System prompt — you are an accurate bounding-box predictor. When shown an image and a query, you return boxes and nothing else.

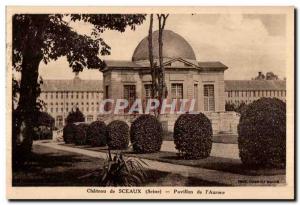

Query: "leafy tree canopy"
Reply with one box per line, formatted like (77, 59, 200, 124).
(12, 14, 146, 162)
(36, 111, 55, 127)
(13, 14, 146, 72)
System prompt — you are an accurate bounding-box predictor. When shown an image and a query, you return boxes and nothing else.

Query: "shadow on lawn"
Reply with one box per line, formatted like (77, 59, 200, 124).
(159, 155, 285, 176)
(13, 145, 225, 187)
(69, 144, 286, 177)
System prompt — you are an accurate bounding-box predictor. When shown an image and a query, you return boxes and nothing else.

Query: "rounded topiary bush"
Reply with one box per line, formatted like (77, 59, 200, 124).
(130, 115, 163, 153)
(63, 123, 76, 144)
(86, 121, 107, 147)
(73, 123, 89, 145)
(173, 113, 213, 159)
(238, 98, 286, 168)
(107, 120, 129, 150)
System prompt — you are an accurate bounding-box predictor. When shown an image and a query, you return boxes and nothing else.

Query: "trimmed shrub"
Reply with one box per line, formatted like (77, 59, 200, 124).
(66, 108, 85, 124)
(130, 114, 163, 153)
(73, 123, 89, 145)
(63, 123, 76, 144)
(86, 121, 107, 147)
(107, 120, 129, 150)
(173, 113, 213, 159)
(238, 98, 286, 168)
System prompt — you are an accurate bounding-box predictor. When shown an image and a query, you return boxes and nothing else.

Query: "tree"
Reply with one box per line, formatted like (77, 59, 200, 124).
(66, 108, 85, 125)
(147, 14, 169, 116)
(12, 77, 19, 111)
(12, 14, 146, 161)
(36, 111, 55, 127)
(253, 71, 279, 80)
(225, 102, 247, 114)
(225, 102, 236, 112)
(157, 14, 169, 101)
(266, 72, 279, 80)
(148, 14, 157, 99)
(253, 72, 265, 80)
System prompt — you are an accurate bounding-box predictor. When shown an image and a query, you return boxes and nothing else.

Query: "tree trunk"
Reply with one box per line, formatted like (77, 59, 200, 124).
(13, 44, 43, 166)
(148, 14, 156, 99)
(157, 14, 169, 114)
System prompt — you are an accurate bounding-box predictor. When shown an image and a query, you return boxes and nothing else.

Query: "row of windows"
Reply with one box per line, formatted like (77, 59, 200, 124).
(227, 90, 286, 98)
(105, 83, 216, 112)
(43, 91, 101, 100)
(46, 102, 99, 106)
(46, 106, 100, 113)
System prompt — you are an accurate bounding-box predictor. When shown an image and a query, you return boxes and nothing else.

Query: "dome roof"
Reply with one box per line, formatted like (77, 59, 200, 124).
(132, 30, 196, 62)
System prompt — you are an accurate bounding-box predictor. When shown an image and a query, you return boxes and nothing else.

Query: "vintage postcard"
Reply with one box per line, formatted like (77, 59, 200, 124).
(6, 6, 294, 200)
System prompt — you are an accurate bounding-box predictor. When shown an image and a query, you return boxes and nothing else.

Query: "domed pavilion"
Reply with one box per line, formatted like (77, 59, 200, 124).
(101, 30, 235, 134)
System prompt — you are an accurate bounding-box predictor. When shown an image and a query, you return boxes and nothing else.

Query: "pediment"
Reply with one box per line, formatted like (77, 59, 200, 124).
(162, 58, 199, 68)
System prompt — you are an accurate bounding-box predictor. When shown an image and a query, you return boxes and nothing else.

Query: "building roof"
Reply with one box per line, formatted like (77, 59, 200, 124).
(104, 60, 227, 72)
(40, 77, 103, 92)
(132, 30, 197, 62)
(105, 60, 141, 68)
(225, 80, 286, 91)
(198, 62, 228, 71)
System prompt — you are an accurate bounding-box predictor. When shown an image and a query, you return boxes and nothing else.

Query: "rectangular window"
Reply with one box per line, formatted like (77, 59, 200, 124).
(171, 83, 183, 99)
(124, 85, 136, 112)
(194, 84, 198, 111)
(204, 84, 215, 112)
(144, 84, 152, 100)
(171, 83, 183, 111)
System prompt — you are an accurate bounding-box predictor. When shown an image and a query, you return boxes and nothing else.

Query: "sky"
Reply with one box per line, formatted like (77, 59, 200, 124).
(33, 13, 287, 80)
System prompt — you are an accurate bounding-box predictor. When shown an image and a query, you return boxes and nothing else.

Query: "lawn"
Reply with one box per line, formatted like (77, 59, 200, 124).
(12, 144, 224, 187)
(64, 144, 285, 177)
